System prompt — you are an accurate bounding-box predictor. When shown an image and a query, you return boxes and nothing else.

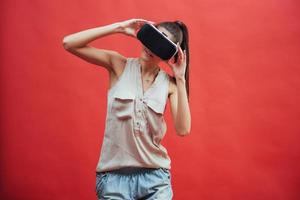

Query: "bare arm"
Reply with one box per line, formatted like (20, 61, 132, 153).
(62, 19, 150, 74)
(168, 44, 191, 137)
(169, 77, 191, 137)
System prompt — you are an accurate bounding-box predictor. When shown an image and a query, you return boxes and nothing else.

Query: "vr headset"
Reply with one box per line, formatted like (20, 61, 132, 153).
(137, 23, 178, 60)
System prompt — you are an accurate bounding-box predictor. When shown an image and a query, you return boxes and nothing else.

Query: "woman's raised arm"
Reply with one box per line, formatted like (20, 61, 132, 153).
(62, 19, 151, 74)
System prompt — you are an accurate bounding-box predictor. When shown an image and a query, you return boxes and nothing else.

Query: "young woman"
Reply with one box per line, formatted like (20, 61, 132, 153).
(63, 18, 191, 200)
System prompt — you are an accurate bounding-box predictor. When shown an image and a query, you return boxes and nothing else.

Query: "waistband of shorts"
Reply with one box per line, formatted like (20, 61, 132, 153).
(97, 167, 164, 175)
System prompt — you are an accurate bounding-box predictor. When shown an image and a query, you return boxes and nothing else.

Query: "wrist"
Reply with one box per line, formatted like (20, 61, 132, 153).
(175, 76, 186, 83)
(112, 22, 124, 33)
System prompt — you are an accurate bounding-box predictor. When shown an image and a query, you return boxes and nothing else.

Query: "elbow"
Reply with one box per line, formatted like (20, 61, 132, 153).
(62, 36, 77, 51)
(176, 127, 191, 137)
(62, 36, 71, 50)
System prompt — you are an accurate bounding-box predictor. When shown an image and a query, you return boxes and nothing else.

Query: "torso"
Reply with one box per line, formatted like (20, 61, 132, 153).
(96, 57, 172, 172)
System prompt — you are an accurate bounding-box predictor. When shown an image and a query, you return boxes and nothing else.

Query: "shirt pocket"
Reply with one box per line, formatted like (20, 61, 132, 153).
(112, 90, 135, 120)
(145, 98, 165, 115)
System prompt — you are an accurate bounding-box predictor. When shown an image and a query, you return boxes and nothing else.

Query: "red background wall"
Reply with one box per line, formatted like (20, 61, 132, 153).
(1, 0, 300, 199)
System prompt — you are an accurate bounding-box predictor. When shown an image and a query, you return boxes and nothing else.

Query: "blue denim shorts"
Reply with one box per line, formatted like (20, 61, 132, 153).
(95, 167, 173, 200)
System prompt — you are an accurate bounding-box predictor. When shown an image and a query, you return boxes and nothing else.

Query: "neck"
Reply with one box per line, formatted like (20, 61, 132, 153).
(138, 57, 160, 76)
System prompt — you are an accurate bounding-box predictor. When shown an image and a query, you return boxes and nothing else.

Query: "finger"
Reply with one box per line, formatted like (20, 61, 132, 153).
(172, 56, 177, 64)
(180, 50, 185, 62)
(177, 43, 183, 61)
(133, 19, 144, 27)
(138, 20, 150, 28)
(148, 20, 156, 25)
(165, 58, 172, 64)
(136, 22, 146, 30)
(136, 18, 148, 23)
(177, 42, 183, 56)
(164, 58, 173, 67)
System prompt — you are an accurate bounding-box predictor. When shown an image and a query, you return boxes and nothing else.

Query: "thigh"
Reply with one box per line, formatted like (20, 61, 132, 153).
(95, 171, 132, 200)
(138, 168, 173, 200)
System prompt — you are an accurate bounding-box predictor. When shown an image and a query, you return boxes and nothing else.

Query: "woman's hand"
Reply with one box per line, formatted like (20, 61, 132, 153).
(118, 18, 155, 38)
(165, 43, 187, 79)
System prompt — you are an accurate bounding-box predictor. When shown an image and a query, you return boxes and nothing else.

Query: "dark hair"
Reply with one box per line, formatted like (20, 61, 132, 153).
(155, 21, 190, 102)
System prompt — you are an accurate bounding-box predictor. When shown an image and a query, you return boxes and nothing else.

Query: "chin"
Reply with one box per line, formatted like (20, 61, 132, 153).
(143, 53, 161, 63)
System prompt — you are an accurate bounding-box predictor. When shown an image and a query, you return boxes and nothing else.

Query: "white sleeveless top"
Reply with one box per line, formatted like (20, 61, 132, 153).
(95, 57, 171, 172)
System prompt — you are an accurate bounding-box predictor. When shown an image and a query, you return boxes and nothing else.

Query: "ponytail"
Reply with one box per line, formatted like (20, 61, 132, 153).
(174, 20, 190, 102)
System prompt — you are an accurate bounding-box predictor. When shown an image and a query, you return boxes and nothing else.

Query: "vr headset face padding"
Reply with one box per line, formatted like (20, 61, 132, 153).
(137, 23, 178, 60)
